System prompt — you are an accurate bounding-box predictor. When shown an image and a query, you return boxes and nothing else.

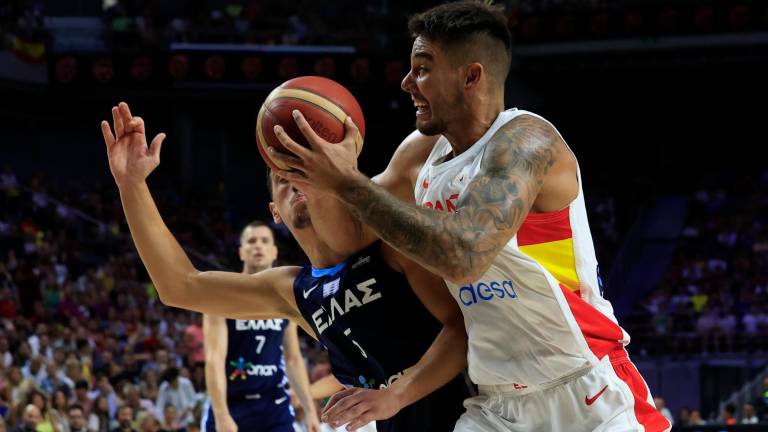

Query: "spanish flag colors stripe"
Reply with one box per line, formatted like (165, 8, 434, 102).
(518, 206, 580, 292)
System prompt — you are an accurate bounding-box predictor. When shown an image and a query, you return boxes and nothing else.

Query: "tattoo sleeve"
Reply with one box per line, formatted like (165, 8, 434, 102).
(338, 114, 560, 284)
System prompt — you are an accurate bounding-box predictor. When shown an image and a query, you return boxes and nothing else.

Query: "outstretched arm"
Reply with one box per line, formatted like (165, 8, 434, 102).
(272, 112, 560, 285)
(282, 322, 321, 432)
(102, 102, 302, 322)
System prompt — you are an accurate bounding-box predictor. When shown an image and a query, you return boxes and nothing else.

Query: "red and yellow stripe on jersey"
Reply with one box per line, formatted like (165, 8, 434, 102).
(517, 207, 580, 294)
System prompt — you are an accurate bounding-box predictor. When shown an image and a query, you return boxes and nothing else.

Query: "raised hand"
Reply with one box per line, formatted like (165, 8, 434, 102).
(101, 102, 166, 188)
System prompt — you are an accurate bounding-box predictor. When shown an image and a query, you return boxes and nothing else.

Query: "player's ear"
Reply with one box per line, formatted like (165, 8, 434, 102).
(464, 62, 483, 88)
(269, 202, 282, 224)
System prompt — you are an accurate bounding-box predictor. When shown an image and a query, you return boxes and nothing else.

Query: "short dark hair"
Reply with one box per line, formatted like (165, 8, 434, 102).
(240, 219, 271, 244)
(161, 367, 179, 383)
(408, 1, 511, 82)
(68, 404, 84, 414)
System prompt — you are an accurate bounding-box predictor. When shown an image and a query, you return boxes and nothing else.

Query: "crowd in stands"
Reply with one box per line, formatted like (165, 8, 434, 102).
(5, 0, 768, 61)
(0, 167, 333, 431)
(625, 171, 768, 357)
(666, 376, 768, 427)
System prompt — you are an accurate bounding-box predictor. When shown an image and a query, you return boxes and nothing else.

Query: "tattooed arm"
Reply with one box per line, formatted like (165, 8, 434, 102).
(273, 113, 563, 285)
(338, 115, 560, 284)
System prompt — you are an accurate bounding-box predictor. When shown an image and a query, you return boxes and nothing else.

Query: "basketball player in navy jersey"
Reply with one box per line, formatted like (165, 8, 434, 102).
(101, 102, 469, 432)
(202, 221, 321, 432)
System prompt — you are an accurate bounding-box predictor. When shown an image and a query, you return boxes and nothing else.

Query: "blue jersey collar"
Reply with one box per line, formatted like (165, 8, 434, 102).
(311, 261, 346, 277)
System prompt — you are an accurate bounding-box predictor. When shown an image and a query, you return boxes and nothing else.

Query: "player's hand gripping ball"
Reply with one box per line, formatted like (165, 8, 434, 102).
(256, 75, 366, 171)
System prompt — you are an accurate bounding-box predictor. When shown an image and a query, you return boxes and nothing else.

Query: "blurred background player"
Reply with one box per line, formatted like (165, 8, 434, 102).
(202, 220, 320, 432)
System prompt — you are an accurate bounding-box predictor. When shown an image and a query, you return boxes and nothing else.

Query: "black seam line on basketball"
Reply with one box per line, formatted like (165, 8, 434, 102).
(281, 91, 363, 153)
(270, 96, 352, 147)
(291, 85, 350, 121)
(282, 96, 345, 124)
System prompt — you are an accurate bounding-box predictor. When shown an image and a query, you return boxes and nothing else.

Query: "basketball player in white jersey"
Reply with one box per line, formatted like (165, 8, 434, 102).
(269, 1, 671, 431)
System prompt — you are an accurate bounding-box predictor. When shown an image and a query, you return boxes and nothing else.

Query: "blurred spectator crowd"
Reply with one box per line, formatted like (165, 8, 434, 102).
(0, 166, 331, 432)
(626, 172, 768, 356)
(4, 0, 768, 59)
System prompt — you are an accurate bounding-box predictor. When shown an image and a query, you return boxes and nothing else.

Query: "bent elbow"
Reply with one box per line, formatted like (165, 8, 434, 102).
(443, 265, 488, 287)
(154, 282, 177, 307)
(155, 270, 202, 309)
(439, 237, 490, 285)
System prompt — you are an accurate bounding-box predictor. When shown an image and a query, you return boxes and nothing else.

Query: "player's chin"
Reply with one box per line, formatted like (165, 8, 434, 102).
(416, 119, 443, 136)
(292, 205, 312, 229)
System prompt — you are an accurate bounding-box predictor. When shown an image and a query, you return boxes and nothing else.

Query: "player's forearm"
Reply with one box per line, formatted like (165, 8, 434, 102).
(205, 362, 230, 415)
(118, 182, 200, 307)
(310, 375, 345, 400)
(387, 318, 468, 409)
(337, 175, 493, 284)
(285, 357, 319, 419)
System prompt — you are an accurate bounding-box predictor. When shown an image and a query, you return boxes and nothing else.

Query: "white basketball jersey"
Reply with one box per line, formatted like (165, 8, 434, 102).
(415, 109, 630, 387)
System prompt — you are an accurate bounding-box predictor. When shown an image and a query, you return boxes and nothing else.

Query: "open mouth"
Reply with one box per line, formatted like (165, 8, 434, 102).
(290, 193, 307, 205)
(414, 100, 430, 118)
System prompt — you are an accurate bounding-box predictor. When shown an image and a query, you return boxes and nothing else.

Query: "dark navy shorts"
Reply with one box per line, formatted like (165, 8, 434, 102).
(202, 390, 296, 432)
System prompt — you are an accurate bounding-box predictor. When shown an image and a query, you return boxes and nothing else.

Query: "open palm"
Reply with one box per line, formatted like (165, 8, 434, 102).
(102, 102, 166, 187)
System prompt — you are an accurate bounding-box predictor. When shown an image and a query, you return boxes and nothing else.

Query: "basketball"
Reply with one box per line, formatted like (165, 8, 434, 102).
(256, 76, 366, 171)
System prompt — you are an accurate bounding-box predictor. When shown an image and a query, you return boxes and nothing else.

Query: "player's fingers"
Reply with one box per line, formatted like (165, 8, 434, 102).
(322, 388, 358, 416)
(344, 116, 362, 155)
(101, 121, 116, 148)
(111, 106, 124, 138)
(343, 116, 360, 138)
(275, 169, 310, 185)
(118, 102, 134, 131)
(291, 110, 324, 149)
(128, 116, 145, 134)
(268, 146, 304, 169)
(149, 133, 166, 159)
(327, 402, 367, 428)
(346, 413, 374, 432)
(323, 393, 363, 424)
(119, 101, 133, 120)
(125, 116, 140, 134)
(273, 125, 311, 159)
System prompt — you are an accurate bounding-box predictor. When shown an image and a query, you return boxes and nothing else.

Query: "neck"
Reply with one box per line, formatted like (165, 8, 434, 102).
(243, 264, 270, 275)
(443, 91, 504, 156)
(292, 227, 349, 269)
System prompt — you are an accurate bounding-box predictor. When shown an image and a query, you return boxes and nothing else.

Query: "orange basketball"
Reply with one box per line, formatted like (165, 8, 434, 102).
(256, 76, 366, 171)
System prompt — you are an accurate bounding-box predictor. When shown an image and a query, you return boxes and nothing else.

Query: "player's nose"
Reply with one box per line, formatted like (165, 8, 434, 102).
(401, 71, 414, 93)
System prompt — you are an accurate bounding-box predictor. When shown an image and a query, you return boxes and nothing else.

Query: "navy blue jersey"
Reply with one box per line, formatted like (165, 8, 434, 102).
(294, 241, 468, 432)
(224, 318, 288, 397)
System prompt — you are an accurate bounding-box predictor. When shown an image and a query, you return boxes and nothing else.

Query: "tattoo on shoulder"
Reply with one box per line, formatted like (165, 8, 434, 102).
(339, 114, 561, 281)
(462, 114, 560, 227)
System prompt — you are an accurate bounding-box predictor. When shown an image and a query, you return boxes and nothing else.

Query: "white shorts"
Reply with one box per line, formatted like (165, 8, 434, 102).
(454, 351, 671, 432)
(321, 421, 376, 432)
